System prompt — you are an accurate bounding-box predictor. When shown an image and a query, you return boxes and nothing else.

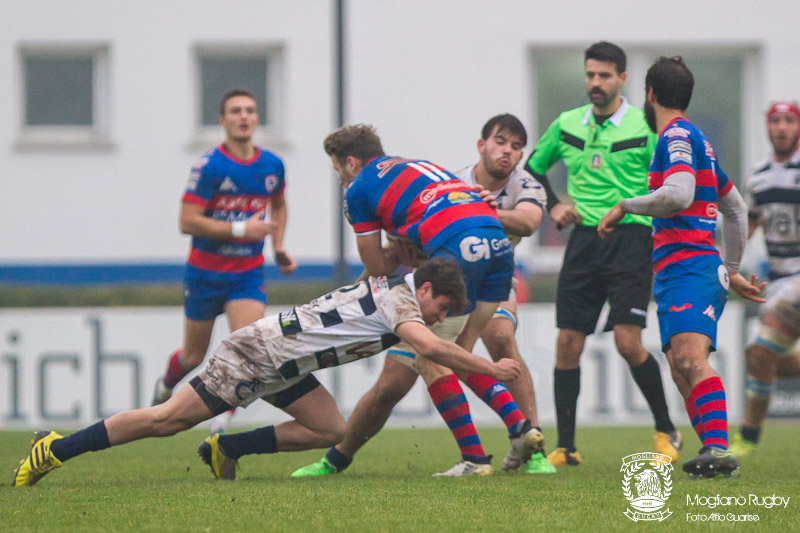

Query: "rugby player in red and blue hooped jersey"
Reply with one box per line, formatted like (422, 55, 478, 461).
(598, 57, 765, 479)
(323, 125, 531, 476)
(152, 89, 296, 435)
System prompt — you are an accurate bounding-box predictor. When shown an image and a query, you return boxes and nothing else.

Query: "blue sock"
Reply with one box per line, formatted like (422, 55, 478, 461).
(325, 446, 352, 471)
(50, 420, 110, 462)
(217, 426, 277, 460)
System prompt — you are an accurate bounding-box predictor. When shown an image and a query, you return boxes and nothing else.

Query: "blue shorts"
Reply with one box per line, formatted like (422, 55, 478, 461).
(654, 254, 729, 351)
(431, 226, 514, 314)
(183, 266, 266, 321)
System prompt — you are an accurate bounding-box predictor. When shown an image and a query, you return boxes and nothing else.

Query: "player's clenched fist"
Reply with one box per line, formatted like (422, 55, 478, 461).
(243, 209, 275, 240)
(490, 358, 521, 382)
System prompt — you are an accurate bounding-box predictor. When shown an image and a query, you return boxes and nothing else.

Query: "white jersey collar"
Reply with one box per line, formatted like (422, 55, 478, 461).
(582, 95, 629, 127)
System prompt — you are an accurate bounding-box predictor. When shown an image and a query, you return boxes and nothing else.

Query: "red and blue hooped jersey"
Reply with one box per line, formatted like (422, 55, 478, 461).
(649, 119, 733, 272)
(182, 144, 285, 273)
(344, 156, 502, 254)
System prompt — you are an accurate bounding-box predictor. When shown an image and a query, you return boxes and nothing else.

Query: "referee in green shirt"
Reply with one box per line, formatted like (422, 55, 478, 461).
(526, 42, 680, 466)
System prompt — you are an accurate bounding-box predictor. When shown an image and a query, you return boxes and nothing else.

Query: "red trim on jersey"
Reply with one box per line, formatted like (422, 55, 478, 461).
(187, 249, 264, 273)
(375, 167, 424, 234)
(218, 144, 261, 165)
(693, 168, 718, 187)
(208, 195, 270, 213)
(719, 179, 733, 197)
(682, 201, 718, 218)
(663, 163, 695, 180)
(182, 192, 208, 207)
(654, 228, 715, 249)
(417, 203, 498, 247)
(353, 221, 381, 233)
(653, 249, 717, 273)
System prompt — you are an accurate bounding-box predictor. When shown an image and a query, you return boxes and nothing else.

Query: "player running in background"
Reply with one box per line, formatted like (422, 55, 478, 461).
(729, 101, 800, 456)
(296, 125, 538, 477)
(526, 41, 681, 466)
(13, 258, 521, 487)
(293, 116, 554, 478)
(151, 89, 296, 434)
(598, 56, 765, 478)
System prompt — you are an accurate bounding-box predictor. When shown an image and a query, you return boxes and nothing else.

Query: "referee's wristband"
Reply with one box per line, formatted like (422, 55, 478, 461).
(231, 221, 246, 238)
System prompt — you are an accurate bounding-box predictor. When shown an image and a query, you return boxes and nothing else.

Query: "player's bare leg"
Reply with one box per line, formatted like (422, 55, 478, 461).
(614, 323, 680, 461)
(548, 328, 585, 466)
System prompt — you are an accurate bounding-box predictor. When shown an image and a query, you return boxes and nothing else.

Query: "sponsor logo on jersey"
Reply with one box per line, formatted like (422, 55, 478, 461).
(447, 191, 473, 204)
(209, 195, 268, 212)
(187, 170, 201, 191)
(669, 303, 693, 312)
(591, 154, 602, 169)
(419, 181, 464, 204)
(706, 203, 718, 217)
(669, 151, 692, 164)
(664, 127, 690, 138)
(460, 236, 491, 262)
(264, 174, 280, 194)
(668, 140, 691, 153)
(703, 140, 715, 159)
(219, 177, 238, 192)
(702, 304, 717, 322)
(369, 276, 389, 293)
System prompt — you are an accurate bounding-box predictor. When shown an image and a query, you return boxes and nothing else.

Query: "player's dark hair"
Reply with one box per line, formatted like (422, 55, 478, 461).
(584, 41, 627, 74)
(323, 124, 386, 165)
(413, 258, 467, 315)
(645, 56, 694, 111)
(481, 114, 527, 146)
(219, 88, 256, 116)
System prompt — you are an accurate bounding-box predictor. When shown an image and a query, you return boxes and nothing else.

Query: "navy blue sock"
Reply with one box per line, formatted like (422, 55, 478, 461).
(218, 426, 277, 460)
(50, 420, 110, 462)
(325, 446, 352, 472)
(740, 425, 761, 444)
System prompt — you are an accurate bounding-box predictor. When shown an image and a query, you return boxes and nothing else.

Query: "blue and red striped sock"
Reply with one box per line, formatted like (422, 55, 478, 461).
(684, 397, 705, 443)
(692, 376, 728, 449)
(162, 348, 189, 388)
(464, 373, 525, 435)
(428, 374, 487, 462)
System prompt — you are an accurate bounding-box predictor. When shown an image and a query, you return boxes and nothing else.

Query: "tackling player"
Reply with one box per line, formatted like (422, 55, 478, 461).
(729, 101, 800, 456)
(151, 89, 296, 434)
(12, 258, 521, 487)
(598, 56, 765, 478)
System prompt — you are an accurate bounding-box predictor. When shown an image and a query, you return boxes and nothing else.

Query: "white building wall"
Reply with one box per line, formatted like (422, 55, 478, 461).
(2, 0, 799, 266)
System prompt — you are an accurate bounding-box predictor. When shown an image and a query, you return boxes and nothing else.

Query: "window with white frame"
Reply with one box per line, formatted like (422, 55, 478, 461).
(17, 44, 110, 147)
(193, 45, 282, 145)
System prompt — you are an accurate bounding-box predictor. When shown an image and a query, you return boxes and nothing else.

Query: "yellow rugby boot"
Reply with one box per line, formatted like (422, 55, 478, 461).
(13, 431, 63, 487)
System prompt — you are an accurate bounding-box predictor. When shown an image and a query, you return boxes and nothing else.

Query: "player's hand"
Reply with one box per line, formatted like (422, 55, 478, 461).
(472, 184, 499, 209)
(597, 203, 625, 238)
(550, 203, 581, 228)
(490, 358, 521, 382)
(730, 272, 767, 303)
(274, 249, 296, 275)
(244, 209, 275, 240)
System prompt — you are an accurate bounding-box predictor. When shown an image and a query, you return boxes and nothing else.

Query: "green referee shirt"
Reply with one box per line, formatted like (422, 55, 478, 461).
(526, 97, 656, 227)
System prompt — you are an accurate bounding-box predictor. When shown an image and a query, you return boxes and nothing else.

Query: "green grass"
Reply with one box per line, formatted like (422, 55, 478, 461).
(3, 425, 799, 531)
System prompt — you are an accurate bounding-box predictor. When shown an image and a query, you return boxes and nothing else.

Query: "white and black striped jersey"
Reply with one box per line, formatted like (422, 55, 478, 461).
(745, 148, 800, 278)
(456, 164, 546, 249)
(254, 274, 424, 381)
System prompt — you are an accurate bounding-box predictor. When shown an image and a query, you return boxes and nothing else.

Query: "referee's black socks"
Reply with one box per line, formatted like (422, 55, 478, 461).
(553, 367, 580, 451)
(630, 353, 675, 434)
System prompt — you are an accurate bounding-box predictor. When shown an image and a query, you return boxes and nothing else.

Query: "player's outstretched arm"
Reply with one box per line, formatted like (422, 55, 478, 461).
(180, 202, 274, 241)
(497, 202, 543, 237)
(730, 272, 767, 303)
(396, 321, 520, 381)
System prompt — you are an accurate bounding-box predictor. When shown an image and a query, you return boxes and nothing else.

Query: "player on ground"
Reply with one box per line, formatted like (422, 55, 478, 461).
(300, 125, 538, 477)
(151, 88, 296, 434)
(526, 41, 681, 465)
(12, 258, 521, 487)
(292, 115, 554, 478)
(598, 56, 765, 479)
(729, 101, 800, 456)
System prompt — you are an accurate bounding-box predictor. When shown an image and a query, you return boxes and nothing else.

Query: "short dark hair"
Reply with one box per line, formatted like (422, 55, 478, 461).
(323, 124, 386, 165)
(481, 114, 527, 146)
(584, 41, 626, 74)
(645, 56, 694, 111)
(219, 88, 256, 116)
(413, 258, 467, 315)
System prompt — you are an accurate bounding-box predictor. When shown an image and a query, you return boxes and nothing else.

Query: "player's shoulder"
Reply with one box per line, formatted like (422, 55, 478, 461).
(192, 146, 221, 171)
(255, 147, 285, 166)
(453, 164, 475, 184)
(557, 104, 593, 126)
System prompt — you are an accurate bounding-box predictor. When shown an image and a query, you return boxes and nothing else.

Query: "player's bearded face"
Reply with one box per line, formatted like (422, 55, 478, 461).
(585, 59, 625, 110)
(480, 128, 524, 180)
(768, 114, 800, 158)
(644, 99, 657, 133)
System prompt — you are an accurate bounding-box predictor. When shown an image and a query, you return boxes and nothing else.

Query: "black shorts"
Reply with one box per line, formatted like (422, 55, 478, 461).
(556, 223, 652, 335)
(190, 374, 322, 415)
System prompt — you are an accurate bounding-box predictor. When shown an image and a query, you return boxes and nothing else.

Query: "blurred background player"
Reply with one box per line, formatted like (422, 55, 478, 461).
(730, 101, 800, 456)
(297, 124, 537, 477)
(13, 258, 520, 487)
(526, 41, 680, 465)
(598, 55, 765, 478)
(151, 88, 296, 436)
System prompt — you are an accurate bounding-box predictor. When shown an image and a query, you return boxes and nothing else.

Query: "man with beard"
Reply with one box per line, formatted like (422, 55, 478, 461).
(598, 55, 764, 478)
(729, 101, 800, 457)
(526, 42, 681, 466)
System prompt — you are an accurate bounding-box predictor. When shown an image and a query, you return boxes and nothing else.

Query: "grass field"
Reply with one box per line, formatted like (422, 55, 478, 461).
(3, 425, 799, 532)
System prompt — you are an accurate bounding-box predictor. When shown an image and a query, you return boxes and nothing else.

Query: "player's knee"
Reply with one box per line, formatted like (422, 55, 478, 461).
(482, 326, 515, 357)
(614, 337, 643, 360)
(373, 381, 408, 408)
(319, 419, 347, 446)
(668, 350, 702, 378)
(745, 344, 777, 380)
